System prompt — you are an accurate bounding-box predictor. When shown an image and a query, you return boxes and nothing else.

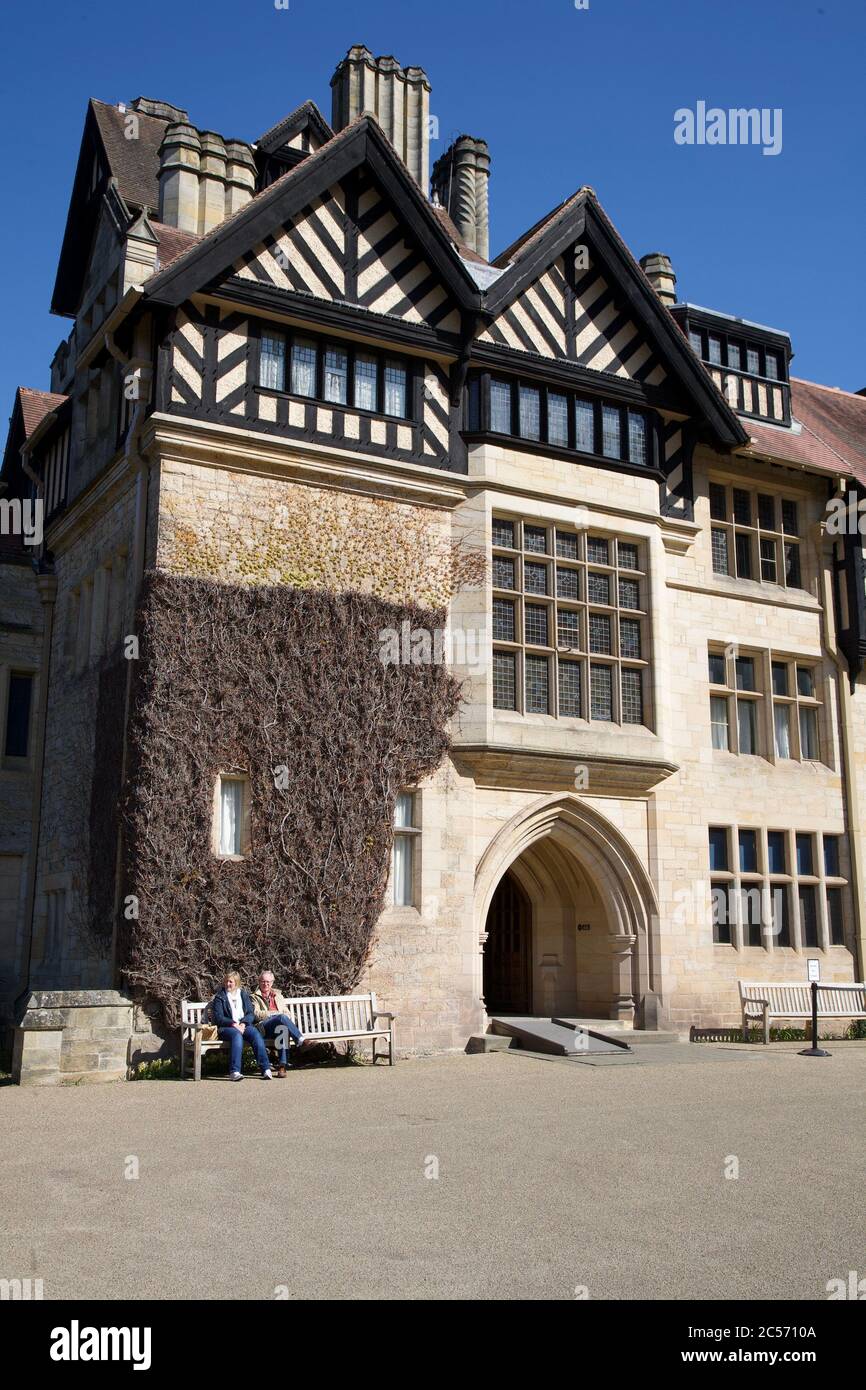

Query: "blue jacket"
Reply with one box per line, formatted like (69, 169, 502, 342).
(212, 987, 256, 1029)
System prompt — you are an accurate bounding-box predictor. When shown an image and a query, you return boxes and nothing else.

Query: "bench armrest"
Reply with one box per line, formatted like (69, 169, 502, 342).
(373, 1011, 396, 1022)
(183, 1021, 208, 1032)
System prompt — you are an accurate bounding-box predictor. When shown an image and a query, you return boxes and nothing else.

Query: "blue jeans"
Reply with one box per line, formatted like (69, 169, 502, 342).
(218, 1025, 271, 1075)
(258, 1013, 302, 1067)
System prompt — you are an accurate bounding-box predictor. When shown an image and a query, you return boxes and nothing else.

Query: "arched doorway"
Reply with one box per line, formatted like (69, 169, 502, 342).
(483, 871, 532, 1014)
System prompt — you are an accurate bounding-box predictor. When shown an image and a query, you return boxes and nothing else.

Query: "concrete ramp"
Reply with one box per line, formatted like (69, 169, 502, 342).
(489, 1016, 632, 1056)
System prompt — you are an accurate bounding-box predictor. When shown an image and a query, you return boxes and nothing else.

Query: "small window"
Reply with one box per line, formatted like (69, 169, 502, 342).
(617, 541, 639, 571)
(708, 652, 726, 685)
(758, 494, 776, 530)
(518, 386, 541, 440)
(795, 834, 814, 876)
(760, 538, 777, 583)
(291, 337, 317, 397)
(524, 562, 548, 595)
(619, 618, 641, 659)
(739, 830, 758, 874)
(735, 533, 753, 579)
(619, 578, 639, 610)
(709, 827, 729, 872)
(558, 661, 582, 717)
(354, 353, 378, 410)
(492, 599, 516, 642)
(555, 530, 578, 561)
(710, 695, 730, 750)
(746, 347, 760, 375)
(733, 489, 752, 525)
(784, 542, 801, 588)
(707, 336, 722, 365)
(771, 885, 790, 946)
(4, 673, 33, 758)
(737, 700, 757, 754)
(557, 610, 581, 648)
(771, 662, 788, 697)
(799, 884, 818, 947)
(709, 483, 727, 521)
(525, 654, 550, 713)
(548, 392, 568, 446)
(588, 613, 612, 654)
(823, 836, 840, 878)
(727, 342, 741, 370)
(735, 657, 756, 692)
(216, 776, 248, 857)
(392, 792, 419, 907)
(524, 525, 548, 555)
(799, 706, 819, 760)
(383, 360, 407, 417)
(711, 529, 729, 575)
(767, 832, 786, 875)
(781, 500, 799, 536)
(525, 605, 549, 646)
(492, 651, 517, 709)
(587, 572, 610, 605)
(587, 536, 609, 565)
(711, 884, 733, 945)
(492, 518, 515, 550)
(259, 334, 286, 391)
(602, 406, 621, 459)
(796, 666, 815, 698)
(556, 567, 580, 600)
(827, 887, 845, 945)
(575, 399, 594, 452)
(621, 668, 642, 724)
(490, 380, 512, 433)
(774, 704, 791, 758)
(589, 664, 612, 720)
(627, 412, 647, 465)
(323, 346, 348, 405)
(688, 329, 702, 355)
(493, 556, 516, 590)
(765, 352, 779, 381)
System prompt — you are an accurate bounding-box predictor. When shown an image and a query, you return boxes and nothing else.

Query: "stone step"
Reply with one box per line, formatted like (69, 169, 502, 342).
(466, 1033, 517, 1054)
(556, 1018, 683, 1045)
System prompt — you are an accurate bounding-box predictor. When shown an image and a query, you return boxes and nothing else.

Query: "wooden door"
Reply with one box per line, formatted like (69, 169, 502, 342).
(484, 871, 531, 1014)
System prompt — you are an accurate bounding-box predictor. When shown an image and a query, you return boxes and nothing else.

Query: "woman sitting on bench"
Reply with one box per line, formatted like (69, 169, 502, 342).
(212, 971, 273, 1081)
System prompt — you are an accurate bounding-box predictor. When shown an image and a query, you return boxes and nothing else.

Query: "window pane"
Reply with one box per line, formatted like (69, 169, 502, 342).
(688, 329, 702, 355)
(709, 483, 727, 521)
(765, 351, 779, 381)
(824, 835, 840, 878)
(711, 883, 732, 943)
(799, 884, 818, 947)
(735, 657, 756, 691)
(525, 654, 549, 713)
(708, 827, 729, 871)
(739, 829, 758, 873)
(707, 336, 722, 365)
(619, 578, 639, 609)
(524, 525, 547, 554)
(219, 779, 243, 856)
(575, 399, 594, 451)
(492, 518, 515, 549)
(711, 528, 729, 575)
(587, 536, 609, 565)
(587, 572, 610, 605)
(741, 885, 763, 947)
(493, 556, 516, 590)
(548, 392, 568, 446)
(767, 832, 786, 875)
(738, 699, 757, 754)
(758, 494, 776, 530)
(588, 613, 612, 654)
(524, 605, 549, 646)
(519, 385, 540, 440)
(727, 342, 742, 370)
(799, 706, 819, 760)
(784, 542, 801, 588)
(735, 533, 753, 578)
(492, 651, 516, 709)
(492, 599, 515, 642)
(774, 704, 791, 758)
(795, 834, 814, 876)
(796, 666, 815, 698)
(4, 673, 33, 757)
(589, 664, 612, 720)
(746, 347, 760, 375)
(827, 887, 844, 945)
(555, 530, 578, 560)
(558, 660, 582, 717)
(556, 566, 580, 600)
(781, 500, 799, 536)
(291, 338, 317, 396)
(733, 489, 751, 525)
(619, 618, 641, 659)
(621, 668, 642, 724)
(770, 884, 790, 945)
(628, 412, 647, 465)
(323, 346, 348, 405)
(393, 834, 413, 906)
(259, 334, 285, 391)
(617, 541, 638, 570)
(710, 696, 730, 750)
(602, 405, 621, 458)
(490, 380, 511, 432)
(771, 662, 788, 696)
(394, 791, 415, 828)
(708, 653, 726, 685)
(760, 538, 777, 582)
(556, 609, 581, 648)
(524, 561, 548, 595)
(384, 360, 407, 417)
(354, 353, 378, 410)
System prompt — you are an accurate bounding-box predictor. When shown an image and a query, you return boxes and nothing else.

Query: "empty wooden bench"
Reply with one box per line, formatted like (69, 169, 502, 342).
(180, 992, 396, 1080)
(738, 979, 866, 1043)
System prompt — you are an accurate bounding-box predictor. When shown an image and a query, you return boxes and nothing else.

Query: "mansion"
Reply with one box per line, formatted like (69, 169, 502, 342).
(2, 44, 865, 1078)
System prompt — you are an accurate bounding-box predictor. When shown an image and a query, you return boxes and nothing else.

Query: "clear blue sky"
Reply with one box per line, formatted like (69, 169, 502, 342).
(2, 0, 864, 417)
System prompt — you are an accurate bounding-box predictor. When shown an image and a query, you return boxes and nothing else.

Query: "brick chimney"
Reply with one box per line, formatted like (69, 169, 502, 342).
(640, 252, 677, 307)
(330, 45, 431, 191)
(430, 136, 491, 260)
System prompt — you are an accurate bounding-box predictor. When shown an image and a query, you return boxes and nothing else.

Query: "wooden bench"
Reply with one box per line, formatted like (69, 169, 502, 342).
(180, 992, 396, 1080)
(738, 980, 866, 1043)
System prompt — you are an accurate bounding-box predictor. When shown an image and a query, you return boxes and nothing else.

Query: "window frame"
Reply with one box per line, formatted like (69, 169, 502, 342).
(213, 773, 251, 860)
(391, 790, 421, 909)
(708, 479, 803, 591)
(256, 326, 413, 422)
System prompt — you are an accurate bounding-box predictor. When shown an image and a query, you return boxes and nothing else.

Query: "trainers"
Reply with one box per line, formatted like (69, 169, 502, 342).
(262, 1070, 273, 1080)
(229, 1072, 243, 1082)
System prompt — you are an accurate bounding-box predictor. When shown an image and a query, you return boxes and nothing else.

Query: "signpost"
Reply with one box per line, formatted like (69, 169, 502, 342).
(799, 958, 831, 1057)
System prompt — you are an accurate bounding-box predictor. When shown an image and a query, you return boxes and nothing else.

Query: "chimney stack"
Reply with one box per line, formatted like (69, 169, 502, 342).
(158, 122, 256, 233)
(640, 252, 677, 307)
(431, 135, 491, 260)
(330, 45, 431, 191)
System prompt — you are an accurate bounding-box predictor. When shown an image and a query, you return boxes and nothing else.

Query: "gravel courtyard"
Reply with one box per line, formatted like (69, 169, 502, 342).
(1, 1044, 863, 1301)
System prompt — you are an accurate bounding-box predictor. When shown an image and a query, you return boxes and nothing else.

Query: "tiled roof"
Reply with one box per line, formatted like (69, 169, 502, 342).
(737, 378, 866, 482)
(18, 388, 68, 439)
(151, 220, 201, 269)
(91, 99, 167, 211)
(492, 189, 587, 268)
(430, 204, 488, 264)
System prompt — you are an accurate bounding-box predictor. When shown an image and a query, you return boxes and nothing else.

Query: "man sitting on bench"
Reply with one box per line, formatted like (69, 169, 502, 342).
(212, 971, 273, 1081)
(252, 970, 306, 1078)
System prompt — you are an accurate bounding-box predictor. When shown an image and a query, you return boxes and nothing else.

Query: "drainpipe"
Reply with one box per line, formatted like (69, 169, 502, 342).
(818, 483, 865, 983)
(103, 331, 153, 984)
